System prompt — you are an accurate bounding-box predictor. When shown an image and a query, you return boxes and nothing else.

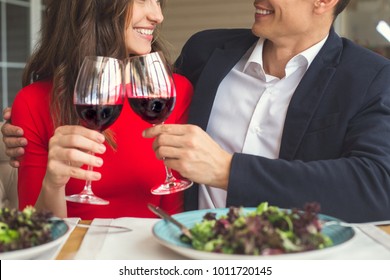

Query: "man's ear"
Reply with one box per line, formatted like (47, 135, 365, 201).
(313, 0, 339, 15)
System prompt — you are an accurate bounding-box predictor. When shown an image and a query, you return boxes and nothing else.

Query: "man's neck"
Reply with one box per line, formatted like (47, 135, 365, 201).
(262, 29, 330, 78)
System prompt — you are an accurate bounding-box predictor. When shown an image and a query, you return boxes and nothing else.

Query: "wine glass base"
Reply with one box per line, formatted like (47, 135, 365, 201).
(151, 179, 193, 195)
(65, 194, 109, 205)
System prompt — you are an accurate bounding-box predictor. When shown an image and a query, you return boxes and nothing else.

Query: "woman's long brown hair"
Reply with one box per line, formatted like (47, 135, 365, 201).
(22, 0, 169, 144)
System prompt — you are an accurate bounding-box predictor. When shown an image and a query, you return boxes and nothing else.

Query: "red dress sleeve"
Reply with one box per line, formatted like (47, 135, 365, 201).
(11, 81, 54, 210)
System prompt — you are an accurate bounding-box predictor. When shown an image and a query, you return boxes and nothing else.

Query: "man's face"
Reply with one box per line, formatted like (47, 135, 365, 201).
(251, 0, 319, 42)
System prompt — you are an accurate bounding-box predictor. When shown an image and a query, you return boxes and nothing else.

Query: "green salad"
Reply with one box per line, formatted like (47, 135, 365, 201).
(180, 202, 333, 255)
(0, 206, 55, 252)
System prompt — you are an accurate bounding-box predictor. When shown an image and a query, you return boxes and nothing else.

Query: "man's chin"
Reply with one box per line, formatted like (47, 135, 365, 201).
(251, 26, 263, 38)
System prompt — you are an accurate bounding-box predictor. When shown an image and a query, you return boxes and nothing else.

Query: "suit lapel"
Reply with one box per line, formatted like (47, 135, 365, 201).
(279, 29, 343, 160)
(188, 34, 258, 130)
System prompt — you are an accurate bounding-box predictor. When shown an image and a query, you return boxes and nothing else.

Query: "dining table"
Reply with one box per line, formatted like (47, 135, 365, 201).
(53, 218, 390, 260)
(4, 217, 390, 280)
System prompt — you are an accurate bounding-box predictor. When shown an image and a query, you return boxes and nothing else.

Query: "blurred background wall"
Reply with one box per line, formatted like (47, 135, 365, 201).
(162, 0, 253, 59)
(1, 0, 389, 116)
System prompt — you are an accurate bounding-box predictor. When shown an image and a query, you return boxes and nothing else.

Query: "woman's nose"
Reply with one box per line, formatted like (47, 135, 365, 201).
(148, 1, 164, 24)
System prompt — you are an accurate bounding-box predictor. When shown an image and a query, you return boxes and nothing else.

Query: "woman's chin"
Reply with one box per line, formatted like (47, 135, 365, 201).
(128, 46, 152, 56)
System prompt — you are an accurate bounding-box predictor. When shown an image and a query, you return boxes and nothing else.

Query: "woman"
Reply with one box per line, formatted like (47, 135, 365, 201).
(10, 0, 193, 219)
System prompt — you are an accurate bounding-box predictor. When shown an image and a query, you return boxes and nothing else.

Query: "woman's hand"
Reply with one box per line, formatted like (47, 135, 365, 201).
(36, 125, 107, 217)
(43, 125, 107, 189)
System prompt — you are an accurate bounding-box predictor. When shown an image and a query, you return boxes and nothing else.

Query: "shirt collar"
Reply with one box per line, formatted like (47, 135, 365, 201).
(243, 35, 329, 78)
(299, 35, 328, 69)
(243, 37, 266, 74)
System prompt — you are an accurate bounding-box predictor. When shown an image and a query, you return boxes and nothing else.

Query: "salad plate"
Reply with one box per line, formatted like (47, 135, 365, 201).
(152, 208, 356, 260)
(0, 219, 69, 260)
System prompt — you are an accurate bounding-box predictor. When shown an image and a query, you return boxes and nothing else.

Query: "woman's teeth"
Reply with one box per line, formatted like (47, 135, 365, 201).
(135, 28, 154, 35)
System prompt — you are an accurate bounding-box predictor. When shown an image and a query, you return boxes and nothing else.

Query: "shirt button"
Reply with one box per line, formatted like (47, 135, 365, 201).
(255, 126, 262, 134)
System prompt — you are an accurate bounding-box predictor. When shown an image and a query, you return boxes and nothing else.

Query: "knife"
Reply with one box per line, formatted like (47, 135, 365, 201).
(147, 203, 193, 239)
(357, 224, 390, 252)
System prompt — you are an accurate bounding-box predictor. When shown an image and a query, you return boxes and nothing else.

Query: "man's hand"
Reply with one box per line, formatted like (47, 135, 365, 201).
(1, 107, 27, 167)
(143, 124, 232, 189)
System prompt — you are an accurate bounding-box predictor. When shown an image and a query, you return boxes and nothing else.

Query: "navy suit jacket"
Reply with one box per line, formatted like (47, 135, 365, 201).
(175, 28, 390, 222)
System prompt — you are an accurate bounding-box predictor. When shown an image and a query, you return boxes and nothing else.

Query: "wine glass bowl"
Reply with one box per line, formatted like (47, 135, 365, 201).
(127, 52, 176, 124)
(125, 51, 193, 195)
(67, 56, 124, 205)
(128, 95, 176, 125)
(75, 103, 123, 132)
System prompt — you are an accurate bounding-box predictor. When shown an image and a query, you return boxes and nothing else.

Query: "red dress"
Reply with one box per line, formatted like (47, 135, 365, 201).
(12, 74, 193, 219)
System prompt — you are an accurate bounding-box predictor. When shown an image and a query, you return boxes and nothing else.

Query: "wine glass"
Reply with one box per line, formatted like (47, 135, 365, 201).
(125, 51, 193, 195)
(66, 56, 124, 205)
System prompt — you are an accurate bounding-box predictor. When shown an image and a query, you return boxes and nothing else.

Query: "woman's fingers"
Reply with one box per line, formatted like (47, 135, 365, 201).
(45, 156, 101, 188)
(51, 126, 106, 154)
(45, 125, 106, 186)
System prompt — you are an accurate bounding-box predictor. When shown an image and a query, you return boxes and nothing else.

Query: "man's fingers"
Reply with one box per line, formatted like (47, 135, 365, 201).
(143, 124, 192, 138)
(152, 134, 186, 151)
(2, 107, 12, 121)
(3, 137, 27, 149)
(5, 147, 25, 158)
(9, 159, 20, 168)
(1, 122, 24, 136)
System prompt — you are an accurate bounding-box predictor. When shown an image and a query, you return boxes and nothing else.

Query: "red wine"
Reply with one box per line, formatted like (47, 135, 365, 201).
(75, 104, 123, 131)
(128, 97, 175, 124)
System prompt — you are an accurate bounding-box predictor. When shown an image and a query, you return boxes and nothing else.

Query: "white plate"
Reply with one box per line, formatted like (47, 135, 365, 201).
(152, 208, 356, 260)
(0, 220, 69, 260)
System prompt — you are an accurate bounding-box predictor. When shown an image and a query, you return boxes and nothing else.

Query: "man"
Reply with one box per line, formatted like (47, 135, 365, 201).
(3, 0, 390, 222)
(1, 108, 25, 168)
(0, 122, 18, 208)
(143, 0, 390, 222)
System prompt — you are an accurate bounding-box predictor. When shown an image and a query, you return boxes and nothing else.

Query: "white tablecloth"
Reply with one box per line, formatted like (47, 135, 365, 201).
(74, 218, 181, 260)
(73, 218, 390, 260)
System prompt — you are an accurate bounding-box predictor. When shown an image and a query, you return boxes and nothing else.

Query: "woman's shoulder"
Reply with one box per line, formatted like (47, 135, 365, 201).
(13, 80, 53, 122)
(163, 73, 193, 124)
(173, 72, 191, 85)
(172, 73, 193, 109)
(173, 73, 193, 96)
(16, 80, 53, 100)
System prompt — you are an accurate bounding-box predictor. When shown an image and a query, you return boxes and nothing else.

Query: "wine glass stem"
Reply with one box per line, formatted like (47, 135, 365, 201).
(82, 168, 93, 194)
(81, 152, 95, 195)
(164, 165, 176, 184)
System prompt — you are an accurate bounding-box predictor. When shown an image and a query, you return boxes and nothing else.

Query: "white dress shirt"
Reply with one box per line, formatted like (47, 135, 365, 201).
(199, 36, 328, 209)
